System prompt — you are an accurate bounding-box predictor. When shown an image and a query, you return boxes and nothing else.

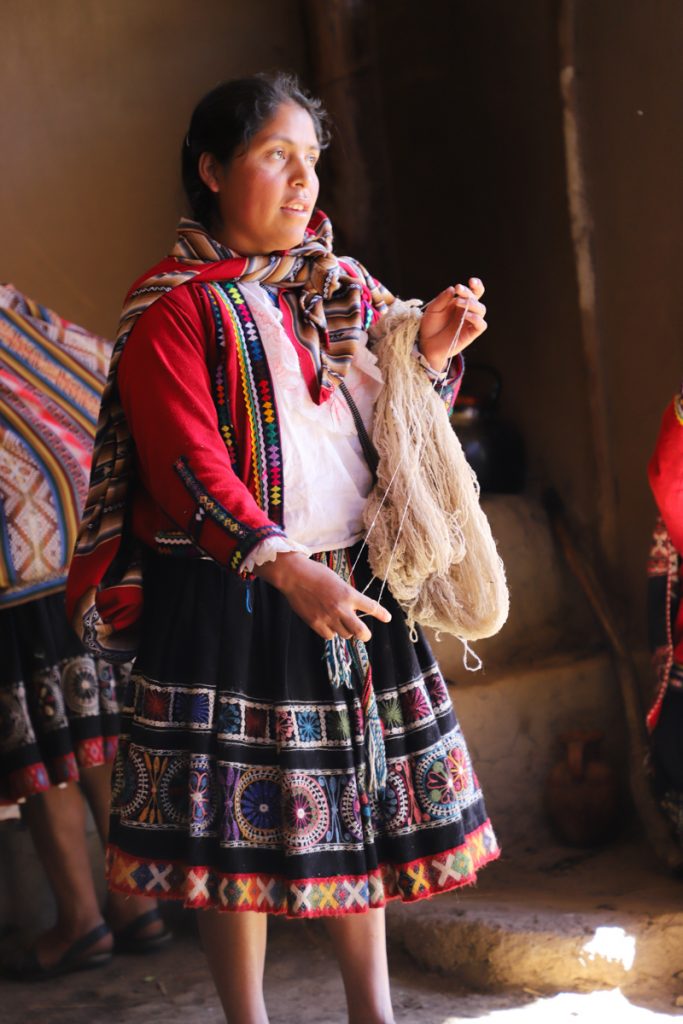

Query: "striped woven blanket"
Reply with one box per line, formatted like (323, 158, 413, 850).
(0, 284, 111, 608)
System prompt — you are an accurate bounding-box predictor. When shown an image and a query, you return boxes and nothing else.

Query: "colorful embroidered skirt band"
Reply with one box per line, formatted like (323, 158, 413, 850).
(106, 545, 499, 917)
(0, 592, 128, 802)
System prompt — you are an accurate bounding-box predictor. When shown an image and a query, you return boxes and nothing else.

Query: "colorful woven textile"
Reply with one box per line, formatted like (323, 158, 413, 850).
(66, 213, 392, 660)
(0, 284, 111, 608)
(0, 285, 128, 801)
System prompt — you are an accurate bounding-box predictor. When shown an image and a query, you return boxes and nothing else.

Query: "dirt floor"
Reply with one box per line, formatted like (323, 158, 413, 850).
(3, 827, 683, 1023)
(2, 916, 682, 1024)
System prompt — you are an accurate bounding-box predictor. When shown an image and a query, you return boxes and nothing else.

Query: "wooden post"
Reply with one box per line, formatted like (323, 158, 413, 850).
(304, 0, 370, 252)
(303, 0, 399, 280)
(558, 0, 619, 572)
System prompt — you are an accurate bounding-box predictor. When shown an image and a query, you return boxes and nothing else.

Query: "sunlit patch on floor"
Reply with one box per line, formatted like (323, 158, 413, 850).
(441, 988, 682, 1022)
(581, 926, 637, 970)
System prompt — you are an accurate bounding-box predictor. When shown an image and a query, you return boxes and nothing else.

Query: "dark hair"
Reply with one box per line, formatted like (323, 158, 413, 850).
(181, 72, 330, 228)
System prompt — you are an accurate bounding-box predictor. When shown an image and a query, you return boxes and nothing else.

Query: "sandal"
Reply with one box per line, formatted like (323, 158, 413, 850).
(113, 908, 172, 954)
(2, 921, 113, 981)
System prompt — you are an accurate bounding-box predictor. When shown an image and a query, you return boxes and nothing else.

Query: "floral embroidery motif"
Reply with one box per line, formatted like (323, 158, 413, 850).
(295, 710, 322, 742)
(275, 708, 296, 744)
(189, 756, 217, 835)
(235, 767, 283, 843)
(283, 773, 330, 849)
(218, 701, 242, 735)
(381, 696, 403, 731)
(62, 658, 100, 716)
(414, 739, 475, 819)
(240, 778, 281, 832)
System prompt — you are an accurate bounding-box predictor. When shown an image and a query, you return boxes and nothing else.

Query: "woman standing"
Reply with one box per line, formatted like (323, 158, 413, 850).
(68, 73, 499, 1023)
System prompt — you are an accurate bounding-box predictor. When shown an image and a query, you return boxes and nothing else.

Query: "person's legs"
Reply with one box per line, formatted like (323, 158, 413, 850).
(79, 762, 166, 941)
(20, 782, 112, 968)
(196, 909, 269, 1024)
(76, 762, 115, 848)
(324, 907, 395, 1024)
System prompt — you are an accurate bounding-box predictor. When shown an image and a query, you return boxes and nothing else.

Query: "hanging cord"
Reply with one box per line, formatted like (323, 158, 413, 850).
(320, 549, 387, 796)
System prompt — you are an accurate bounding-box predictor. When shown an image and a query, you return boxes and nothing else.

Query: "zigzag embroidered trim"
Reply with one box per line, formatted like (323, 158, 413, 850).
(206, 282, 284, 525)
(154, 531, 202, 557)
(205, 285, 240, 473)
(105, 820, 499, 918)
(173, 455, 285, 571)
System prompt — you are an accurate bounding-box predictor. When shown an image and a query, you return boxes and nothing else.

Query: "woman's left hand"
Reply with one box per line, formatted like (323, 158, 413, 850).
(418, 277, 487, 372)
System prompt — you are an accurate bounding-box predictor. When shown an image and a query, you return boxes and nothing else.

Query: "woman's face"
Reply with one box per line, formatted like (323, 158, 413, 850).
(204, 101, 321, 255)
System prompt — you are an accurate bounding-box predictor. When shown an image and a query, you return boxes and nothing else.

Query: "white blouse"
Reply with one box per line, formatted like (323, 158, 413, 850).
(239, 282, 384, 571)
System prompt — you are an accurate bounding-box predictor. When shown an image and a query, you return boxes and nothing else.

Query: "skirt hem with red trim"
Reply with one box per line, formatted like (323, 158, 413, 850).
(106, 820, 500, 918)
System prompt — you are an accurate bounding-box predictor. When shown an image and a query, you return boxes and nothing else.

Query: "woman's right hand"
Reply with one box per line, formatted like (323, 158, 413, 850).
(254, 552, 391, 642)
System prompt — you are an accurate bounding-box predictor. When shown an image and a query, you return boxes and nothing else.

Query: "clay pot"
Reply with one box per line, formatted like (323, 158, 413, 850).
(544, 730, 620, 846)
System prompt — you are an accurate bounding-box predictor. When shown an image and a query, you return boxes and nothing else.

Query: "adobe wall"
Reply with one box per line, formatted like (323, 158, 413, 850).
(1, 0, 307, 337)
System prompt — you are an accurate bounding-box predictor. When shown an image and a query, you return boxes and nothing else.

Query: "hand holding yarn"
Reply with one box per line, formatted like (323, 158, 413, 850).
(418, 278, 487, 372)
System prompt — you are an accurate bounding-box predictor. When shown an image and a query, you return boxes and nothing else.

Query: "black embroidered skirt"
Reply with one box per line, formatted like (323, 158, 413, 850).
(0, 592, 127, 802)
(106, 546, 499, 917)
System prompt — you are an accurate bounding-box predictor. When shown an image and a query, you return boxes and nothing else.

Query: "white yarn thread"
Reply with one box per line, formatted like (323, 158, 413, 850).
(356, 297, 470, 605)
(359, 299, 509, 644)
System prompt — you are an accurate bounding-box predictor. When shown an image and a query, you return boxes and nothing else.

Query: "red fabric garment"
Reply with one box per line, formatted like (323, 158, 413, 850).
(649, 395, 683, 556)
(115, 271, 388, 573)
(118, 281, 277, 565)
(646, 392, 683, 730)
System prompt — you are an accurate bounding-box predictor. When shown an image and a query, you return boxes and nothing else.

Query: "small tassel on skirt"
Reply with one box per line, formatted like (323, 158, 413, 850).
(320, 551, 387, 798)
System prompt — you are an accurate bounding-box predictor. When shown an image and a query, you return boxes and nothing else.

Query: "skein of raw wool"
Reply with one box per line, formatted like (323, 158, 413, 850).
(363, 299, 509, 640)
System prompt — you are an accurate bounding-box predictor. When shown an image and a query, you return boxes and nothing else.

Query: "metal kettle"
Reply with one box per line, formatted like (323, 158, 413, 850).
(450, 364, 525, 494)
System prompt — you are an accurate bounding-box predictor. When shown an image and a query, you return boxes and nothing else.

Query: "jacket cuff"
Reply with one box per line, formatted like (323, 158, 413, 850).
(240, 535, 309, 574)
(173, 455, 286, 574)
